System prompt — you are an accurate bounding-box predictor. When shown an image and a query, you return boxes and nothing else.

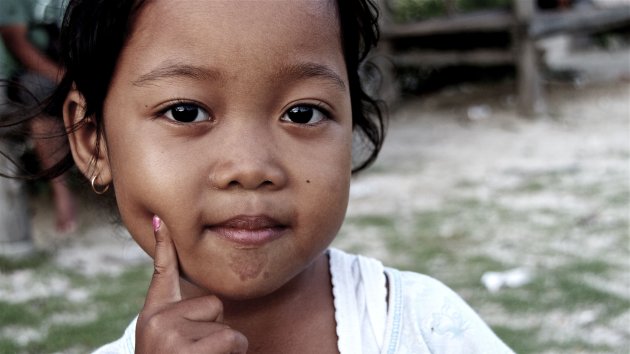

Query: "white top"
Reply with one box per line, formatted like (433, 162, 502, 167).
(93, 248, 514, 353)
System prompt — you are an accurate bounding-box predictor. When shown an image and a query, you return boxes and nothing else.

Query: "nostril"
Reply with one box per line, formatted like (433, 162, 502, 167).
(209, 161, 286, 190)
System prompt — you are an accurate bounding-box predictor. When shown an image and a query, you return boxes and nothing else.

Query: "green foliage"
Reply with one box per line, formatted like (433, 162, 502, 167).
(457, 0, 512, 12)
(0, 265, 150, 352)
(394, 0, 446, 22)
(392, 0, 512, 22)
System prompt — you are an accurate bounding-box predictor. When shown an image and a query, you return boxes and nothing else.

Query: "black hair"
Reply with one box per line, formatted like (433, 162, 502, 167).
(5, 0, 386, 179)
(337, 0, 386, 171)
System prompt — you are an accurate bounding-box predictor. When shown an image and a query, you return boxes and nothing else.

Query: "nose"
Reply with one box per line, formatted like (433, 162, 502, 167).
(209, 136, 288, 191)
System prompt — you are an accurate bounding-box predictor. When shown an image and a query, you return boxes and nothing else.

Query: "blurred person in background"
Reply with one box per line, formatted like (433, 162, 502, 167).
(0, 0, 77, 234)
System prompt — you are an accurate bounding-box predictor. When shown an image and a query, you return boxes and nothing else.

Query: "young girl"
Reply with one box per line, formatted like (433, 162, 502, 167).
(23, 0, 514, 352)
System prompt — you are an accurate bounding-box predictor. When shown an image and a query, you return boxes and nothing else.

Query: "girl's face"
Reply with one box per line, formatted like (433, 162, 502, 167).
(100, 0, 352, 299)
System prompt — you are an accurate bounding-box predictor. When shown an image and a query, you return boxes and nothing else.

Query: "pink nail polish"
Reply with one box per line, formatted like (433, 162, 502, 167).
(152, 215, 161, 232)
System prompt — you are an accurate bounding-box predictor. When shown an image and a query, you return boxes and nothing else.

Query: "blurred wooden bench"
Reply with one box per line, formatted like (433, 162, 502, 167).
(374, 0, 630, 116)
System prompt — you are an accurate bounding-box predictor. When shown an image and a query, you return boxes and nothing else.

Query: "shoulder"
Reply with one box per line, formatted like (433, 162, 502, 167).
(394, 269, 470, 307)
(386, 269, 514, 353)
(328, 249, 514, 353)
(91, 316, 137, 354)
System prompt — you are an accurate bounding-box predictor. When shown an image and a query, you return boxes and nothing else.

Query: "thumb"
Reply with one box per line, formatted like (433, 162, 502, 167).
(143, 215, 182, 312)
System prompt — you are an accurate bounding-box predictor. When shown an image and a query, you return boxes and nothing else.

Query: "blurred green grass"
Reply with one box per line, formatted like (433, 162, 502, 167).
(0, 255, 149, 353)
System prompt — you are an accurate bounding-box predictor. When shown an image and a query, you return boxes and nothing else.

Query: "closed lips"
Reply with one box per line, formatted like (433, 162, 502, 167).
(212, 215, 285, 230)
(207, 215, 288, 246)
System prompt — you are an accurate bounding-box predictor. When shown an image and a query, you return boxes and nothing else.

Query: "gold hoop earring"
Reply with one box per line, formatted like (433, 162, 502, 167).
(90, 175, 110, 195)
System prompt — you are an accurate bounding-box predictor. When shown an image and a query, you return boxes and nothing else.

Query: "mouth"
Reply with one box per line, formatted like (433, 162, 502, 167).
(207, 215, 289, 247)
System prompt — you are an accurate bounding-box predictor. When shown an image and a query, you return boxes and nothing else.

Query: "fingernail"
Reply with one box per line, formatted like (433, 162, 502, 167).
(152, 215, 161, 232)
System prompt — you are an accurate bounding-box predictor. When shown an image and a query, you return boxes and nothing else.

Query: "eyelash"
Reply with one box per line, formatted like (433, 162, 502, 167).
(156, 100, 332, 125)
(280, 103, 332, 126)
(157, 100, 211, 124)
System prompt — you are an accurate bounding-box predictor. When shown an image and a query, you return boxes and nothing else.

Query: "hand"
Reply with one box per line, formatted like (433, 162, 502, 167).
(135, 216, 248, 353)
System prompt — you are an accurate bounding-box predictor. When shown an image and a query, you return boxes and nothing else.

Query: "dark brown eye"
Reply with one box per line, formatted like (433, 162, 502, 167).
(164, 104, 209, 123)
(281, 105, 327, 124)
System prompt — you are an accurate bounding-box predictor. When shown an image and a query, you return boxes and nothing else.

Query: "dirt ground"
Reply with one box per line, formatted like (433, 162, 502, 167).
(3, 45, 629, 352)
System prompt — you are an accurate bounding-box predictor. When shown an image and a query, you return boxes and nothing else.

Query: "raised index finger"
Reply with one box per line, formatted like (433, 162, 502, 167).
(143, 215, 182, 313)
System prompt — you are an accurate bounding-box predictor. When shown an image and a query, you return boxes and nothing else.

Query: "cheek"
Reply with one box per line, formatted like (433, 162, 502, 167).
(104, 126, 205, 254)
(295, 130, 352, 246)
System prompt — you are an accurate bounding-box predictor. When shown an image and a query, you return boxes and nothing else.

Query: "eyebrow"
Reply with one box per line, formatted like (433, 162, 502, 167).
(132, 63, 224, 87)
(274, 62, 347, 91)
(132, 61, 346, 91)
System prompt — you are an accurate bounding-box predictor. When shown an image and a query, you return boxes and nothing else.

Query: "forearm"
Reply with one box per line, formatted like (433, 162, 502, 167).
(0, 25, 63, 82)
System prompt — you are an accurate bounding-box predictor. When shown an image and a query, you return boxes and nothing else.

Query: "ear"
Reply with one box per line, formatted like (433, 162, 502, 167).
(63, 88, 112, 186)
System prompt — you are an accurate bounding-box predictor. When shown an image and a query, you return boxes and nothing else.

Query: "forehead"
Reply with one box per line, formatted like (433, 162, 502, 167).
(120, 0, 343, 80)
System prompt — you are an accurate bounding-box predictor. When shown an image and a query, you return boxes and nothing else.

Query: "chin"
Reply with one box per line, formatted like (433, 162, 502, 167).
(180, 269, 287, 302)
(218, 286, 278, 302)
